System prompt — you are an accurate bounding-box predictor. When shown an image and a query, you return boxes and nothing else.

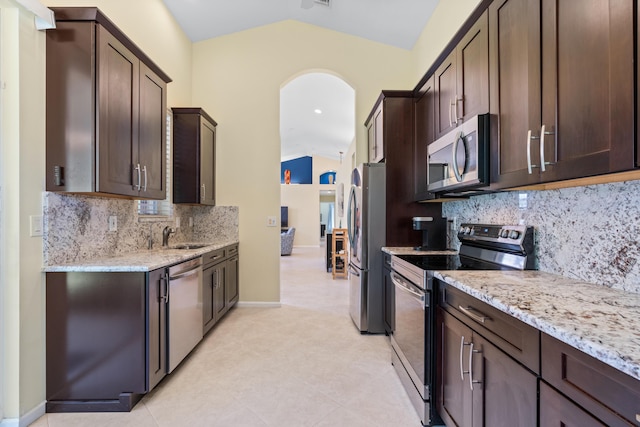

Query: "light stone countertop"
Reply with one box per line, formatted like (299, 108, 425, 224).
(434, 269, 640, 382)
(382, 246, 458, 256)
(43, 240, 239, 272)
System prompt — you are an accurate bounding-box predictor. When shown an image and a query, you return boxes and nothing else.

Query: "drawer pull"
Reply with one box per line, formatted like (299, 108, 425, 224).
(458, 305, 490, 323)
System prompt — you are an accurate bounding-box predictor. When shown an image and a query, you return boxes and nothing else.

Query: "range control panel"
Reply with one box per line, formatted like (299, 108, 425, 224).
(458, 223, 534, 252)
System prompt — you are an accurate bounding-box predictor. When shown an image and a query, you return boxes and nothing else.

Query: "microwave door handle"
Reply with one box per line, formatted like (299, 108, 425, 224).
(451, 132, 464, 182)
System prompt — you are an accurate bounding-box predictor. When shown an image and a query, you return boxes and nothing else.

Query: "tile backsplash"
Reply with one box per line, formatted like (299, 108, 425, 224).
(43, 192, 238, 265)
(442, 180, 640, 294)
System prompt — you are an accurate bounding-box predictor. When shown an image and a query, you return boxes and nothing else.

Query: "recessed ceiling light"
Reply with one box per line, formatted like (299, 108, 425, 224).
(314, 109, 322, 114)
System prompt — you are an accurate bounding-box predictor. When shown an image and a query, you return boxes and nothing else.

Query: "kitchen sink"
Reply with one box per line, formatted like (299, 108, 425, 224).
(166, 243, 210, 250)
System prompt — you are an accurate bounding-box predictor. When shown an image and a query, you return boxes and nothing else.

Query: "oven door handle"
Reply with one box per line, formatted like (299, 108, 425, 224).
(390, 272, 425, 306)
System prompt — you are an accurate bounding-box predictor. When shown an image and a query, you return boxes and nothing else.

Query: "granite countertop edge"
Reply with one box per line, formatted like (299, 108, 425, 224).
(433, 269, 640, 382)
(43, 240, 239, 273)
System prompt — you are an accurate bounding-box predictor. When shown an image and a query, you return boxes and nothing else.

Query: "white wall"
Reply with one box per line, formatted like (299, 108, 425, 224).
(411, 0, 483, 84)
(192, 20, 414, 303)
(1, 0, 193, 423)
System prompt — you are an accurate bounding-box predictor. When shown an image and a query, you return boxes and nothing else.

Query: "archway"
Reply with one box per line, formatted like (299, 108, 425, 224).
(279, 72, 355, 251)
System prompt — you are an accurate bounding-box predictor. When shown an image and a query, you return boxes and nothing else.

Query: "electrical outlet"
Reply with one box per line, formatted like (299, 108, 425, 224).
(175, 217, 181, 228)
(108, 215, 118, 232)
(189, 217, 193, 227)
(519, 193, 528, 209)
(267, 216, 278, 227)
(30, 215, 43, 237)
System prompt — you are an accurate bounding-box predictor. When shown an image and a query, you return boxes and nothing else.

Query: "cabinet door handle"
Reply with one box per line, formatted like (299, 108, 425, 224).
(539, 124, 556, 172)
(142, 165, 148, 191)
(469, 342, 482, 390)
(460, 335, 471, 380)
(449, 98, 455, 127)
(134, 164, 142, 190)
(526, 130, 534, 174)
(453, 95, 460, 125)
(201, 184, 206, 201)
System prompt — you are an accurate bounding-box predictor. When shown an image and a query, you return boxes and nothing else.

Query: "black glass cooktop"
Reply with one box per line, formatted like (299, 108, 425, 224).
(396, 254, 514, 271)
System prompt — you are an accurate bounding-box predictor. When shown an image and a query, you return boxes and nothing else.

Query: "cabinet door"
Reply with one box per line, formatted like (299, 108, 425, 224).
(199, 118, 216, 205)
(368, 104, 384, 163)
(414, 76, 435, 201)
(540, 382, 607, 427)
(472, 332, 537, 427)
(435, 51, 458, 139)
(138, 62, 167, 200)
(438, 310, 473, 427)
(456, 10, 489, 123)
(489, 0, 542, 189)
(96, 25, 140, 197)
(539, 0, 634, 183)
(147, 268, 167, 391)
(202, 265, 215, 333)
(226, 255, 239, 308)
(213, 262, 227, 322)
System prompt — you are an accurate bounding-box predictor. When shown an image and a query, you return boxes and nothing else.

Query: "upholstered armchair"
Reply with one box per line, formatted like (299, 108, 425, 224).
(281, 227, 295, 256)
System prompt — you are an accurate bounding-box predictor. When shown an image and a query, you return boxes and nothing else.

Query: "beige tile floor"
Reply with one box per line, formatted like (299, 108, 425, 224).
(33, 246, 419, 426)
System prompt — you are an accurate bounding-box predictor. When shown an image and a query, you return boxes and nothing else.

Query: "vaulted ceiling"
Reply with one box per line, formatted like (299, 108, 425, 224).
(162, 0, 440, 161)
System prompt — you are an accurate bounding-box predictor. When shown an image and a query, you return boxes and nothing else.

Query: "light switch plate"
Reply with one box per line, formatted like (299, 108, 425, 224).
(267, 216, 278, 227)
(108, 215, 118, 232)
(176, 217, 181, 228)
(30, 215, 43, 237)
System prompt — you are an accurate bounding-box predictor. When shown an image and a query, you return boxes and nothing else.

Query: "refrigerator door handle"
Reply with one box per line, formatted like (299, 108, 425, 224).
(347, 185, 357, 246)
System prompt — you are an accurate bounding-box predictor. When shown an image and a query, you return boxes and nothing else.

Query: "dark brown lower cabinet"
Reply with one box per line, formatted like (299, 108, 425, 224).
(438, 308, 537, 426)
(539, 382, 607, 427)
(46, 269, 166, 412)
(541, 333, 640, 426)
(202, 244, 239, 335)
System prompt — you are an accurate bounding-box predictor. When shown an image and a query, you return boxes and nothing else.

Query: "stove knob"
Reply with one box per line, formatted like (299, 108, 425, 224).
(459, 226, 466, 234)
(509, 230, 520, 239)
(465, 226, 472, 235)
(500, 229, 509, 238)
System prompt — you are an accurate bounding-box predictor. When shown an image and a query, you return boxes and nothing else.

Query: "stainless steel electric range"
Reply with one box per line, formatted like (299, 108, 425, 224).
(389, 223, 536, 426)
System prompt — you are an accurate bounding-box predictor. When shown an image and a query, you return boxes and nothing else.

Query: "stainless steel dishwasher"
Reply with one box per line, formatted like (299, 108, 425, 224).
(167, 257, 203, 373)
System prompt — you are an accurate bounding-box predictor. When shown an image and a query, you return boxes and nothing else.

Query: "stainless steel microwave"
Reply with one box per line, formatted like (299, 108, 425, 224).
(427, 113, 489, 193)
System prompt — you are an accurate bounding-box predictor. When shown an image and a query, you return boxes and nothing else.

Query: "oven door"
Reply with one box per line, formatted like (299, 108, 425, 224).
(427, 113, 489, 193)
(389, 270, 430, 399)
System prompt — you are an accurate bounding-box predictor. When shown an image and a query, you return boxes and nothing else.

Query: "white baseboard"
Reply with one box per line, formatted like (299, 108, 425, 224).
(1, 401, 46, 427)
(236, 301, 281, 308)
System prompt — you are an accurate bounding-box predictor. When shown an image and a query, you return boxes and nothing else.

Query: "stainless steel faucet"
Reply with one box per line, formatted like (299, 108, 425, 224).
(162, 226, 175, 247)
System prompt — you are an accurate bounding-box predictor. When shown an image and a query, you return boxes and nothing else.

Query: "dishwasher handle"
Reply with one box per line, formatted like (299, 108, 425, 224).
(169, 267, 201, 281)
(169, 258, 202, 280)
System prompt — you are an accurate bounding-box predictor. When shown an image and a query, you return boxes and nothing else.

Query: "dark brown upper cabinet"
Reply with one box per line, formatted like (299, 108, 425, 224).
(489, 0, 634, 190)
(413, 75, 436, 201)
(46, 8, 170, 199)
(366, 102, 384, 163)
(172, 108, 217, 205)
(434, 10, 489, 139)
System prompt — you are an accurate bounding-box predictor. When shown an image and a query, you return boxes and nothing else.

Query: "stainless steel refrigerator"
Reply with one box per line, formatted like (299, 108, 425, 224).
(347, 163, 385, 333)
